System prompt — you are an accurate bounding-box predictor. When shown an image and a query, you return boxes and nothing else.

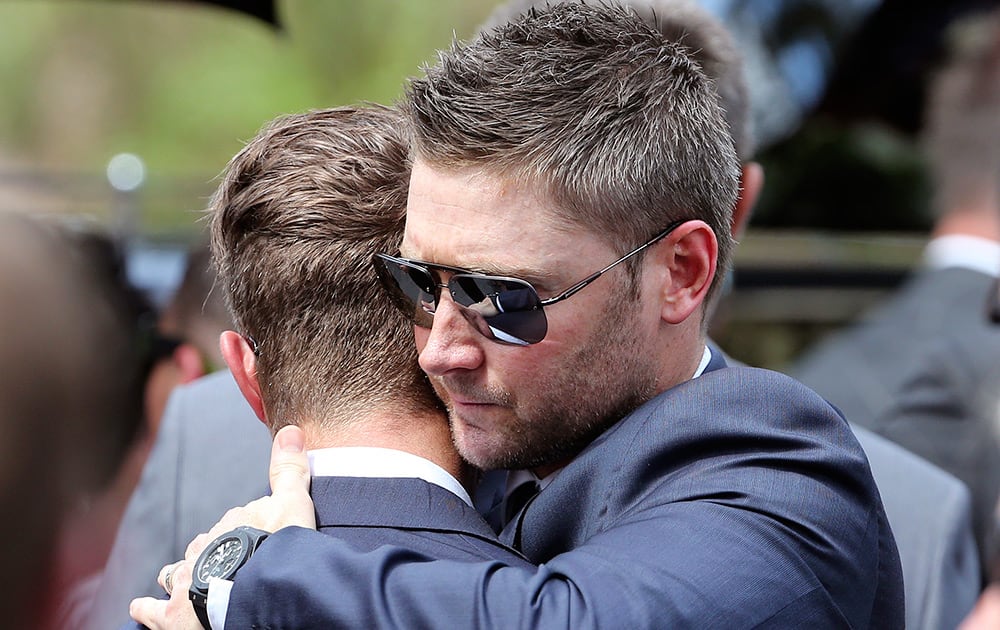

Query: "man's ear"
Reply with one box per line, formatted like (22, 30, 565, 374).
(732, 162, 764, 240)
(654, 220, 717, 325)
(171, 343, 207, 384)
(219, 330, 267, 424)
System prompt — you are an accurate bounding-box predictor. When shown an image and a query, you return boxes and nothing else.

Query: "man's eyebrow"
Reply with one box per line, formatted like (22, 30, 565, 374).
(399, 252, 559, 289)
(477, 262, 559, 289)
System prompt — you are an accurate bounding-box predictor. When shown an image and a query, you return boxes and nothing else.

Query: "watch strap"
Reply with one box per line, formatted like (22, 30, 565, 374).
(193, 599, 212, 630)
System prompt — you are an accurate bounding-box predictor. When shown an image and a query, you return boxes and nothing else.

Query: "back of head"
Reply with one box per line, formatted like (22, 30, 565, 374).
(481, 0, 753, 160)
(923, 9, 1000, 219)
(406, 1, 740, 301)
(210, 105, 440, 431)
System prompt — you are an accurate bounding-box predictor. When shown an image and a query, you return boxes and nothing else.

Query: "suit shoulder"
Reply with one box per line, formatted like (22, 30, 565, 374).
(685, 366, 838, 414)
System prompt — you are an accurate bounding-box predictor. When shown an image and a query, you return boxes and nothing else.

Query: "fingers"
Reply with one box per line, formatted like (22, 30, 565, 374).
(129, 597, 168, 629)
(162, 564, 174, 595)
(133, 561, 201, 629)
(214, 502, 261, 535)
(158, 562, 178, 595)
(138, 427, 314, 628)
(263, 425, 317, 530)
(173, 425, 316, 584)
(269, 425, 311, 497)
(171, 560, 194, 594)
(185, 533, 212, 562)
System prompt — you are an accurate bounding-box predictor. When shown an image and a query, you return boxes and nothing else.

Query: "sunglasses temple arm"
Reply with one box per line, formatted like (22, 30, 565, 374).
(541, 271, 605, 305)
(541, 223, 682, 306)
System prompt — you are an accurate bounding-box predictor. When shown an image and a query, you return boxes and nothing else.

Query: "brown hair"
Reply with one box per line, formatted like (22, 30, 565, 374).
(923, 9, 1000, 217)
(481, 0, 753, 160)
(405, 1, 740, 299)
(209, 105, 441, 430)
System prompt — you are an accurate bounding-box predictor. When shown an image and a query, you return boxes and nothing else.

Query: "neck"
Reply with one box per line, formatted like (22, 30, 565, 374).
(933, 202, 1000, 243)
(297, 407, 471, 490)
(655, 321, 708, 391)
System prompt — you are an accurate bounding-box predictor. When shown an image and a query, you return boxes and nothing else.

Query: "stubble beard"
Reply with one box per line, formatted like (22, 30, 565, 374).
(444, 286, 660, 472)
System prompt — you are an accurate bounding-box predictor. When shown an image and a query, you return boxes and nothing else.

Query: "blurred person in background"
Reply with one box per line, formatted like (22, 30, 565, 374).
(80, 180, 284, 630)
(0, 212, 144, 629)
(84, 354, 265, 630)
(51, 240, 233, 628)
(143, 244, 232, 430)
(792, 8, 1000, 584)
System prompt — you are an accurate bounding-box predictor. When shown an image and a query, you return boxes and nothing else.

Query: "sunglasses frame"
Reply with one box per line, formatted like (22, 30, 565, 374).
(374, 219, 687, 344)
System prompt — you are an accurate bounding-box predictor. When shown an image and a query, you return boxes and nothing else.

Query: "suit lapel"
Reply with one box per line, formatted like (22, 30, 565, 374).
(474, 469, 509, 534)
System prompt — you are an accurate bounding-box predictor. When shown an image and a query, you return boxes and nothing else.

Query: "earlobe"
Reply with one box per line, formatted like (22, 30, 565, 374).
(658, 221, 717, 325)
(219, 330, 268, 425)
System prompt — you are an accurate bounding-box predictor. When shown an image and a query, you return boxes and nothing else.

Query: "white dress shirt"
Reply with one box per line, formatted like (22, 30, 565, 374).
(923, 234, 1000, 277)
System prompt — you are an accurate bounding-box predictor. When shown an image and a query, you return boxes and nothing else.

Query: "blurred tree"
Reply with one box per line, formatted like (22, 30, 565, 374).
(0, 0, 499, 234)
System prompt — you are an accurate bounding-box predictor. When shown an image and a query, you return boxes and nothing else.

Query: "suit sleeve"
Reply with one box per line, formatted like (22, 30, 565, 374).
(226, 508, 854, 629)
(226, 370, 901, 629)
(227, 478, 867, 627)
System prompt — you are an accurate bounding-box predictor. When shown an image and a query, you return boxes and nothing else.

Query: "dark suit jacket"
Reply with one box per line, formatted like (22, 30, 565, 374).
(792, 266, 1000, 577)
(724, 342, 978, 628)
(791, 267, 999, 427)
(871, 324, 1000, 580)
(225, 364, 904, 628)
(226, 476, 532, 628)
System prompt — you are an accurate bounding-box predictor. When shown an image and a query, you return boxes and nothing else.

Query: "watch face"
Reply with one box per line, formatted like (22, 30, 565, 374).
(197, 537, 245, 582)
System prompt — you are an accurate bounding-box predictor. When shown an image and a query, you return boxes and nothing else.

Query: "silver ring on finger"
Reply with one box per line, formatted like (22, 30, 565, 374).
(163, 566, 174, 595)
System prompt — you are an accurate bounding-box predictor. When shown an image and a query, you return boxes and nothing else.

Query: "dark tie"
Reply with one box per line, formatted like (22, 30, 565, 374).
(504, 480, 541, 525)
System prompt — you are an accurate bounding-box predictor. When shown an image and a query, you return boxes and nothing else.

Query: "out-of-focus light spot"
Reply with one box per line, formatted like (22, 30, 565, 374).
(107, 153, 145, 192)
(777, 37, 831, 109)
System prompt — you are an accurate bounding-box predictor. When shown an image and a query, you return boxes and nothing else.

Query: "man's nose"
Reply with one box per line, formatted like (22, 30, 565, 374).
(418, 293, 487, 376)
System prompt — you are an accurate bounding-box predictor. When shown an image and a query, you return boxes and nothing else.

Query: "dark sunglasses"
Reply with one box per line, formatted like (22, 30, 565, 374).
(373, 220, 685, 345)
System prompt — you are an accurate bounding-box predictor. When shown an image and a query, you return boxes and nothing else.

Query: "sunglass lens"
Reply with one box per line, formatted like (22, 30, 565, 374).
(373, 255, 436, 328)
(451, 276, 547, 345)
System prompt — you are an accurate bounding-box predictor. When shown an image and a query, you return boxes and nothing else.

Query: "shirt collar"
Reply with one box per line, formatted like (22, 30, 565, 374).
(307, 446, 473, 507)
(923, 235, 1000, 277)
(692, 345, 712, 379)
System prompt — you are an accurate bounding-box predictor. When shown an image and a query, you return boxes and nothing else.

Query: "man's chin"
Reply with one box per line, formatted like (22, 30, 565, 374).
(450, 417, 510, 471)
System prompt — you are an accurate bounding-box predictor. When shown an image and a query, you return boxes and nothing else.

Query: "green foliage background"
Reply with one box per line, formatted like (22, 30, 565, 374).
(0, 0, 500, 234)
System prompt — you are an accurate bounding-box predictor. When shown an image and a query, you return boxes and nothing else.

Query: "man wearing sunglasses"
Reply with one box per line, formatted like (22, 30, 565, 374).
(139, 3, 902, 628)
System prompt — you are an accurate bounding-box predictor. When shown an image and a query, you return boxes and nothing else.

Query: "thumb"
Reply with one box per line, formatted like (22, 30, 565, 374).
(270, 425, 311, 498)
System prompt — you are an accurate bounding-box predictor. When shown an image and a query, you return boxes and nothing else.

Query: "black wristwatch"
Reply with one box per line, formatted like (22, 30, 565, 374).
(189, 526, 270, 629)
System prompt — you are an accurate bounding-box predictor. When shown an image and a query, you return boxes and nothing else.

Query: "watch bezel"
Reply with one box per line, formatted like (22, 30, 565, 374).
(189, 526, 270, 618)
